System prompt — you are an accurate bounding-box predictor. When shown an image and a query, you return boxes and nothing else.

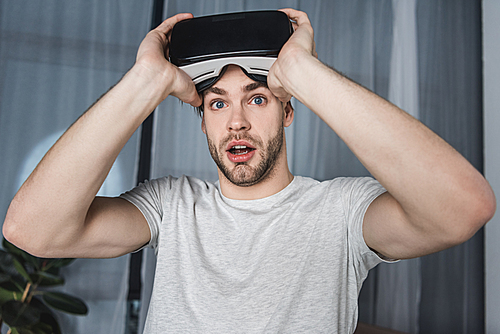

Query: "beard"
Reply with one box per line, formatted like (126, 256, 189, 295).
(207, 125, 285, 187)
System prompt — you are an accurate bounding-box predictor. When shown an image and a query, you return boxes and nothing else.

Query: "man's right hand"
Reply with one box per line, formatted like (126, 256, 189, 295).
(134, 13, 202, 108)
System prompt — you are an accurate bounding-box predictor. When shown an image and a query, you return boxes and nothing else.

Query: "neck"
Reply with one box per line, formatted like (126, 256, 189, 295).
(218, 154, 294, 200)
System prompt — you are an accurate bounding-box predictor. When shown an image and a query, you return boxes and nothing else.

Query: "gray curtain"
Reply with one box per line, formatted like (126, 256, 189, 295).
(416, 1, 484, 333)
(0, 0, 484, 333)
(0, 0, 152, 333)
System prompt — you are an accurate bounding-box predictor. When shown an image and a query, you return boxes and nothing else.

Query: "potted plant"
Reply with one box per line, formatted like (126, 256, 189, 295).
(0, 238, 88, 334)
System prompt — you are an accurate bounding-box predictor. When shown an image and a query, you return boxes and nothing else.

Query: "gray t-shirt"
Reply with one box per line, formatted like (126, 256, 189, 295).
(121, 175, 388, 333)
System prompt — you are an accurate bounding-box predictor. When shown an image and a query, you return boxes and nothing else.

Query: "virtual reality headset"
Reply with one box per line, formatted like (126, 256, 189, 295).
(169, 10, 293, 92)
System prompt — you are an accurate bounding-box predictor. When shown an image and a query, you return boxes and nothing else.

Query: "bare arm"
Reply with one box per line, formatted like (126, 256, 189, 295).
(3, 13, 201, 259)
(269, 9, 496, 259)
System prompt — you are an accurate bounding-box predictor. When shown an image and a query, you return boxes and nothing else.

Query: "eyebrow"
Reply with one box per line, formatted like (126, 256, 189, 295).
(204, 86, 227, 96)
(203, 81, 269, 97)
(244, 81, 268, 92)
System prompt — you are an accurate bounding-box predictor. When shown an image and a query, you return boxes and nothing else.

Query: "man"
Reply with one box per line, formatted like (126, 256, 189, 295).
(3, 8, 495, 333)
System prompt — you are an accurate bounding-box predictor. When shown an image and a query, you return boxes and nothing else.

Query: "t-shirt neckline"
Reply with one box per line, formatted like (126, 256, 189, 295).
(215, 176, 303, 210)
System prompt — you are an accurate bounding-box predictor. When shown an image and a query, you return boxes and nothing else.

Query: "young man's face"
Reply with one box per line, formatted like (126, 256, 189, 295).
(201, 65, 293, 187)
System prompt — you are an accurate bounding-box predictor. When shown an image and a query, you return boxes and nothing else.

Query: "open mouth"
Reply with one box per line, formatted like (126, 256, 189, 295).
(228, 145, 256, 155)
(226, 142, 257, 163)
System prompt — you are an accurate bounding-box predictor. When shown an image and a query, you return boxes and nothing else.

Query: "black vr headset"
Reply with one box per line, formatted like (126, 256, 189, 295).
(169, 11, 293, 92)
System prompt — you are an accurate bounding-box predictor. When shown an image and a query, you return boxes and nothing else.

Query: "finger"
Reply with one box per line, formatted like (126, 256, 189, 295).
(175, 88, 202, 108)
(154, 13, 194, 35)
(184, 91, 203, 108)
(172, 69, 203, 107)
(279, 8, 315, 43)
(177, 84, 202, 107)
(267, 75, 292, 103)
(187, 89, 203, 108)
(274, 90, 292, 103)
(278, 8, 311, 26)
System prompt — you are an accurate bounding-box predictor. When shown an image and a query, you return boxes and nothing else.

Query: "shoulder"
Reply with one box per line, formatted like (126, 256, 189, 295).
(120, 175, 219, 209)
(292, 176, 386, 223)
(336, 177, 385, 197)
(333, 177, 386, 215)
(284, 176, 382, 211)
(294, 175, 384, 197)
(132, 175, 217, 193)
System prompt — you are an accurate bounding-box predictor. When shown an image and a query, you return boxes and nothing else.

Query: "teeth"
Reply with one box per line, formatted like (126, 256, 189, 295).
(233, 145, 247, 149)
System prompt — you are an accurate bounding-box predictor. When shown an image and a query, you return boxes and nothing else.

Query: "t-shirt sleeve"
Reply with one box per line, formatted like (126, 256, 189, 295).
(340, 177, 393, 276)
(119, 177, 173, 252)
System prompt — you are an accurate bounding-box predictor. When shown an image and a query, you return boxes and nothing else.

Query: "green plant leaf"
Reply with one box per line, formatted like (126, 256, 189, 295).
(41, 292, 88, 315)
(0, 280, 25, 297)
(4, 298, 61, 333)
(0, 272, 11, 283)
(1, 300, 41, 327)
(0, 251, 25, 283)
(45, 258, 75, 269)
(13, 328, 36, 334)
(2, 239, 26, 257)
(2, 239, 41, 270)
(13, 327, 54, 334)
(26, 323, 52, 334)
(12, 258, 31, 283)
(0, 286, 22, 305)
(35, 312, 62, 334)
(29, 272, 64, 287)
(0, 280, 24, 293)
(28, 296, 53, 314)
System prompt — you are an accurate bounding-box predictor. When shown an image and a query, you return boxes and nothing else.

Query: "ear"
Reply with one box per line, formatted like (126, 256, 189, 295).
(201, 113, 207, 134)
(283, 101, 294, 127)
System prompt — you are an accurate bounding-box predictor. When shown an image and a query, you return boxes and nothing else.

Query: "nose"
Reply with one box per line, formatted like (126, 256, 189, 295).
(227, 104, 251, 132)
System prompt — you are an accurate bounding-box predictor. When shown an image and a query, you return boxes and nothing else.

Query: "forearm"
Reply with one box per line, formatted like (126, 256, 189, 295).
(3, 65, 166, 252)
(286, 54, 494, 233)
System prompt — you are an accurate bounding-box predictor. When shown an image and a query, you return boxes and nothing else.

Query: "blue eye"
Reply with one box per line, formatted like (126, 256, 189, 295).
(211, 101, 226, 109)
(251, 96, 266, 105)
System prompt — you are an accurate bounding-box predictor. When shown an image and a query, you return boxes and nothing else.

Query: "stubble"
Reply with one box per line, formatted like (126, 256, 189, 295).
(207, 125, 285, 187)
